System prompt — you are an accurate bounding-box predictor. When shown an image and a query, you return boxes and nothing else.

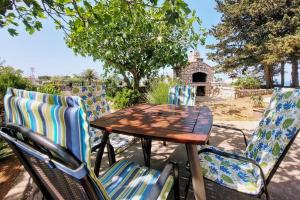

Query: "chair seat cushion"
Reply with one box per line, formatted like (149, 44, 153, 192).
(99, 160, 174, 200)
(199, 146, 263, 195)
(90, 128, 137, 154)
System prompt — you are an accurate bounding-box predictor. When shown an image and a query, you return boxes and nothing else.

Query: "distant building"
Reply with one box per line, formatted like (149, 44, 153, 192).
(173, 51, 214, 97)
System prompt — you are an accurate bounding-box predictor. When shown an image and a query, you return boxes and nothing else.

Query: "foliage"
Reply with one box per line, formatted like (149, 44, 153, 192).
(233, 77, 261, 89)
(208, 0, 300, 88)
(103, 74, 123, 99)
(250, 95, 264, 108)
(66, 0, 206, 92)
(2, 0, 202, 38)
(38, 75, 51, 81)
(0, 66, 35, 99)
(112, 88, 141, 109)
(0, 139, 12, 160)
(81, 68, 98, 85)
(37, 83, 61, 95)
(146, 77, 178, 104)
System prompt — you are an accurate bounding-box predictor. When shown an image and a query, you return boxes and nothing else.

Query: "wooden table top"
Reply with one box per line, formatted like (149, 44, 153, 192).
(90, 104, 213, 145)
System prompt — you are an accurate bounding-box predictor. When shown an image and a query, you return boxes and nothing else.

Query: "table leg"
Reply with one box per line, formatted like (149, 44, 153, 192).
(94, 131, 113, 176)
(106, 137, 116, 166)
(141, 138, 152, 167)
(185, 144, 206, 200)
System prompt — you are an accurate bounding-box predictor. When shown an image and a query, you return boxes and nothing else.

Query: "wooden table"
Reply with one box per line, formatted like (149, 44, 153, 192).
(91, 104, 213, 200)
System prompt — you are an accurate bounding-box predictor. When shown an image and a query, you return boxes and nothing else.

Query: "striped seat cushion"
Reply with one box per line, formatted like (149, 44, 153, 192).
(168, 85, 196, 106)
(100, 160, 174, 200)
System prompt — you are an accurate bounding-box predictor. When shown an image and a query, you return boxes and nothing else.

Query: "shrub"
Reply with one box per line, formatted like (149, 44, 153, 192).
(146, 78, 178, 104)
(37, 83, 62, 95)
(104, 74, 123, 99)
(113, 88, 140, 109)
(0, 66, 35, 99)
(233, 77, 261, 89)
(250, 95, 264, 107)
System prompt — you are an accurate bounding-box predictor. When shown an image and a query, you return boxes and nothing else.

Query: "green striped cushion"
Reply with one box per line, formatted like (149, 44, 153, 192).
(4, 88, 91, 167)
(100, 160, 174, 200)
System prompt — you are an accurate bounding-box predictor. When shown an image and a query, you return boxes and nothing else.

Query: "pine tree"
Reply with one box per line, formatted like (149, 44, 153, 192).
(208, 0, 300, 88)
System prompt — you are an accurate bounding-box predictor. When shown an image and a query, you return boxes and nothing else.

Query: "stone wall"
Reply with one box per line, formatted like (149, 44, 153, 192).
(213, 87, 273, 99)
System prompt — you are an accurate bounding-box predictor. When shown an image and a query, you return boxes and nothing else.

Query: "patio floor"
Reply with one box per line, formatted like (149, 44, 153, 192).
(5, 121, 300, 200)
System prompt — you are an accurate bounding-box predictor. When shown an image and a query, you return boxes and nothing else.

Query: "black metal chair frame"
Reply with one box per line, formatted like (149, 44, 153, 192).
(0, 123, 180, 200)
(184, 124, 300, 200)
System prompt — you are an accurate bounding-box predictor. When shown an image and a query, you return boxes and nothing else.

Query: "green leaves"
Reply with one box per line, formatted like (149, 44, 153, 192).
(7, 28, 18, 36)
(296, 99, 300, 108)
(266, 131, 272, 140)
(272, 142, 281, 156)
(221, 174, 234, 184)
(282, 118, 294, 129)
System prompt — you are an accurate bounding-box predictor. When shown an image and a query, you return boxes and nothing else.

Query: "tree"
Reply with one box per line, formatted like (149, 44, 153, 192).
(0, 66, 34, 98)
(81, 68, 98, 85)
(208, 0, 300, 88)
(66, 0, 206, 92)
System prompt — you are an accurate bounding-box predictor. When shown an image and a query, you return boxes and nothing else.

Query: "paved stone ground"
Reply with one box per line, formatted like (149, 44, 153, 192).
(5, 121, 300, 200)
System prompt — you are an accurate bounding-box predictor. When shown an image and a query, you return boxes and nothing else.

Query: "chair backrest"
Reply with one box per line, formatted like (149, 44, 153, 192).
(168, 85, 196, 106)
(67, 85, 110, 122)
(245, 88, 300, 180)
(3, 88, 110, 199)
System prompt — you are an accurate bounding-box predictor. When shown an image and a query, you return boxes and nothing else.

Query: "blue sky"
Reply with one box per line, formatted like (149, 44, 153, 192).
(0, 1, 290, 83)
(0, 1, 220, 78)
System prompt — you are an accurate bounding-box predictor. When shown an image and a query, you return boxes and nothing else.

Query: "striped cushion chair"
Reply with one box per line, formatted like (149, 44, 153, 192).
(65, 85, 136, 154)
(195, 88, 300, 200)
(1, 88, 178, 200)
(168, 85, 196, 106)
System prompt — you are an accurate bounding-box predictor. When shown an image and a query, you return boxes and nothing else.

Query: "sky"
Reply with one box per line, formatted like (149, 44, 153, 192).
(0, 1, 291, 83)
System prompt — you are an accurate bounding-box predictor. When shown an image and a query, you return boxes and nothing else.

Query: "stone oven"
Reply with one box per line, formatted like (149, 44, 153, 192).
(173, 51, 214, 97)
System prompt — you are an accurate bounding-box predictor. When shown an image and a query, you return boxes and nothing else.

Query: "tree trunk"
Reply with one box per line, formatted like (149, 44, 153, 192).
(264, 65, 274, 88)
(291, 58, 299, 87)
(131, 71, 141, 92)
(120, 70, 132, 88)
(280, 61, 285, 87)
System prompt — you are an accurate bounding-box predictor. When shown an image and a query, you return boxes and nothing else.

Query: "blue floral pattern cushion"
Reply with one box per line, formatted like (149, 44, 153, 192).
(200, 88, 300, 195)
(199, 146, 263, 194)
(65, 85, 136, 153)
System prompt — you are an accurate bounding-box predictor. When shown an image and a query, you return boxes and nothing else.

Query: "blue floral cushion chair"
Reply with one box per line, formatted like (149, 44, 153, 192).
(65, 85, 137, 154)
(1, 88, 179, 200)
(194, 88, 300, 200)
(168, 85, 196, 106)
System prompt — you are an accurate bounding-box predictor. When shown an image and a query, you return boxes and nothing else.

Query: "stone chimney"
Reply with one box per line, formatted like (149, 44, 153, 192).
(188, 50, 201, 62)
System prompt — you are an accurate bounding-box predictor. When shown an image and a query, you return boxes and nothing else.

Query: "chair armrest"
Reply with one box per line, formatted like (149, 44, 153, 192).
(213, 124, 248, 146)
(147, 162, 177, 200)
(199, 147, 268, 195)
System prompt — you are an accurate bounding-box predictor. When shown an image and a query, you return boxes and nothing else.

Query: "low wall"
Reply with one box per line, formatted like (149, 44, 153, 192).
(212, 86, 273, 99)
(235, 89, 273, 98)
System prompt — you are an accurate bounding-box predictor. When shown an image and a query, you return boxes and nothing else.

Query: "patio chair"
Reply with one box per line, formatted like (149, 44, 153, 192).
(64, 85, 137, 161)
(168, 85, 196, 106)
(1, 88, 179, 200)
(185, 88, 300, 200)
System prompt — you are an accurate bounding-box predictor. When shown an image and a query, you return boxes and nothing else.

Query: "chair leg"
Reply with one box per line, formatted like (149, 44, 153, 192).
(184, 173, 192, 200)
(163, 141, 167, 146)
(141, 138, 152, 167)
(171, 161, 180, 200)
(264, 186, 270, 200)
